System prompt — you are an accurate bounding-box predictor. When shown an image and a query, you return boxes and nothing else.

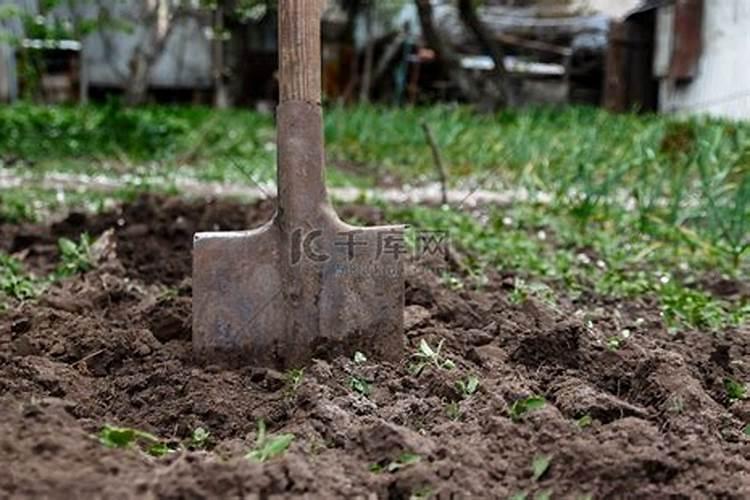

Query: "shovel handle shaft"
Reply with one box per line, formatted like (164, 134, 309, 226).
(276, 0, 329, 226)
(279, 0, 324, 103)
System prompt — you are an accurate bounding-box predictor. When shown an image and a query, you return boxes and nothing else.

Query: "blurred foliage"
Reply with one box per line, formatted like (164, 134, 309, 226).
(0, 100, 189, 159)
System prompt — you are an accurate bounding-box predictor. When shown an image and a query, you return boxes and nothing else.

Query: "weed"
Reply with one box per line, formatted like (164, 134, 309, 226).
(535, 490, 553, 500)
(698, 159, 750, 270)
(666, 394, 685, 414)
(445, 401, 462, 421)
(246, 420, 294, 463)
(353, 351, 367, 364)
(660, 283, 732, 331)
(99, 424, 175, 457)
(349, 376, 372, 397)
(284, 368, 304, 393)
(724, 378, 747, 402)
(532, 454, 551, 481)
(440, 271, 464, 291)
(510, 396, 546, 422)
(0, 190, 37, 223)
(510, 278, 556, 307)
(509, 492, 528, 500)
(576, 415, 593, 429)
(190, 427, 210, 449)
(409, 486, 433, 500)
(606, 336, 623, 351)
(146, 442, 176, 458)
(56, 234, 93, 277)
(744, 424, 750, 436)
(370, 453, 422, 474)
(410, 339, 455, 376)
(456, 375, 480, 398)
(0, 253, 38, 300)
(157, 287, 180, 300)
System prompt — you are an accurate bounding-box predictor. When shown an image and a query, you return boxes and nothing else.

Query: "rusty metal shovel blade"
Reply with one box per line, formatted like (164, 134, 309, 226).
(192, 0, 404, 368)
(192, 206, 405, 368)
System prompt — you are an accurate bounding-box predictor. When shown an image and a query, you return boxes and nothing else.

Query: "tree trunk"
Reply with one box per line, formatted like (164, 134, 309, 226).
(358, 3, 375, 103)
(457, 0, 514, 107)
(414, 0, 479, 102)
(124, 1, 178, 106)
(213, 3, 229, 108)
(125, 48, 152, 106)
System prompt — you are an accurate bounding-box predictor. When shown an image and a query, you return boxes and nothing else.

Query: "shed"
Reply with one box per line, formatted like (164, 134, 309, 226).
(606, 0, 750, 120)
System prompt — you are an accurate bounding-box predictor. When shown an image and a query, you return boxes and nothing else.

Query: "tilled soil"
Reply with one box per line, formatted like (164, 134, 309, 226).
(1, 195, 749, 499)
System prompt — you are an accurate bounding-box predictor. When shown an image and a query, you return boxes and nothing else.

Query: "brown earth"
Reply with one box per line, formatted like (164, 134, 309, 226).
(1, 195, 749, 499)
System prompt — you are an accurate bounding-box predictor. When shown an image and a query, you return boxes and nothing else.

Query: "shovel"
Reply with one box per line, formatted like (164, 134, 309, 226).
(192, 0, 405, 368)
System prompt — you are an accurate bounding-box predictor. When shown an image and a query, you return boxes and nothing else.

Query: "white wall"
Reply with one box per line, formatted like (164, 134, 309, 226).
(1, 0, 213, 94)
(578, 0, 641, 19)
(82, 0, 213, 90)
(84, 14, 213, 90)
(659, 0, 750, 120)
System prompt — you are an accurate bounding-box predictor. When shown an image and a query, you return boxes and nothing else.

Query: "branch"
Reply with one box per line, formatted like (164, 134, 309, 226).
(457, 0, 512, 106)
(414, 0, 479, 102)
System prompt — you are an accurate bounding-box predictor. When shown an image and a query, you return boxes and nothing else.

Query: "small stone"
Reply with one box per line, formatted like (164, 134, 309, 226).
(465, 328, 494, 346)
(11, 318, 32, 336)
(468, 345, 506, 366)
(404, 305, 431, 331)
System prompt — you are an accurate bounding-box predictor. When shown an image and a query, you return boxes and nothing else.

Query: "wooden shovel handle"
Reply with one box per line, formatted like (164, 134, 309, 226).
(279, 0, 324, 104)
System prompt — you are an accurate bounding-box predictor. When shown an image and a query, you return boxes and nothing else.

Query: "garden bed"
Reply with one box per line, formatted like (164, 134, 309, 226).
(1, 195, 749, 499)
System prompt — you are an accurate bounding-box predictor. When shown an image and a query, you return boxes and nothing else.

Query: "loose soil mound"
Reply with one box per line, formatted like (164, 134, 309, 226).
(1, 195, 749, 499)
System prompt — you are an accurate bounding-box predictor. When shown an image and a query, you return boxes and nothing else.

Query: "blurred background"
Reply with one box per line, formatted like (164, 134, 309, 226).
(1, 0, 746, 117)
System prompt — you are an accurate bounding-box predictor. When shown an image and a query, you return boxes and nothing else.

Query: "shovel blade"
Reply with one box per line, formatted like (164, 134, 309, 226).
(193, 218, 404, 368)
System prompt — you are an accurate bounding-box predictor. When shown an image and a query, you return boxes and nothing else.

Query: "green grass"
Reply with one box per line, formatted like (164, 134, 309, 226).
(386, 200, 748, 331)
(3, 102, 748, 188)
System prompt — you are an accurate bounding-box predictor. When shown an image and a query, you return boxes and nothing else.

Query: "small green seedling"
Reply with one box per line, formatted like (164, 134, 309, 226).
(532, 454, 551, 481)
(445, 401, 461, 421)
(743, 424, 750, 436)
(440, 271, 464, 291)
(576, 415, 593, 429)
(509, 278, 555, 307)
(147, 442, 176, 458)
(510, 396, 546, 421)
(410, 339, 455, 376)
(509, 492, 528, 500)
(606, 336, 623, 351)
(0, 253, 38, 300)
(370, 452, 422, 473)
(724, 378, 747, 402)
(190, 427, 210, 449)
(56, 234, 93, 277)
(284, 368, 304, 393)
(456, 375, 480, 398)
(349, 375, 372, 397)
(99, 424, 175, 457)
(246, 420, 294, 463)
